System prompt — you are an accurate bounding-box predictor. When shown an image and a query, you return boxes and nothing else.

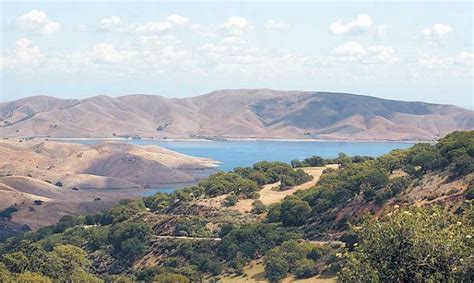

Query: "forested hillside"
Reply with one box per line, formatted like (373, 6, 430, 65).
(0, 131, 473, 282)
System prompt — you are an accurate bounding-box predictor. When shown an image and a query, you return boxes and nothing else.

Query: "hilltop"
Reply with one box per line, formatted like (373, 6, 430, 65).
(1, 89, 472, 141)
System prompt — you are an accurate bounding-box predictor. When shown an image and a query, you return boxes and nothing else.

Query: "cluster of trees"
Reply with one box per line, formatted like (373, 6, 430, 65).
(0, 243, 101, 282)
(234, 161, 312, 189)
(0, 206, 18, 220)
(339, 206, 473, 282)
(264, 240, 342, 282)
(291, 153, 373, 168)
(144, 161, 312, 212)
(267, 196, 312, 227)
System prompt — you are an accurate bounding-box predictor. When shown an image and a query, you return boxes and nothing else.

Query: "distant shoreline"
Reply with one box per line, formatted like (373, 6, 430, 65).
(17, 136, 430, 143)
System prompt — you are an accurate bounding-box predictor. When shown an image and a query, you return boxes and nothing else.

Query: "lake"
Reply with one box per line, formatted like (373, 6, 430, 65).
(65, 139, 415, 172)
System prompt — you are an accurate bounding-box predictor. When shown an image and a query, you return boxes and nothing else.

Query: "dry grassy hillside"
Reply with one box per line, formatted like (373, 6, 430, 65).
(1, 89, 472, 140)
(0, 140, 217, 232)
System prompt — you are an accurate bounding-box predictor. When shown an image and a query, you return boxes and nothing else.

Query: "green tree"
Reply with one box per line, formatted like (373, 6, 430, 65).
(50, 244, 90, 276)
(15, 271, 52, 283)
(377, 155, 400, 174)
(0, 263, 12, 282)
(69, 268, 103, 283)
(108, 221, 151, 260)
(339, 207, 473, 282)
(2, 251, 28, 273)
(280, 197, 312, 227)
(265, 255, 289, 282)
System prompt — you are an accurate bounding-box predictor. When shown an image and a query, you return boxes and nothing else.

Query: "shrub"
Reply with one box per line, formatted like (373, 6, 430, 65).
(251, 200, 267, 214)
(339, 207, 473, 282)
(223, 195, 238, 207)
(265, 255, 288, 282)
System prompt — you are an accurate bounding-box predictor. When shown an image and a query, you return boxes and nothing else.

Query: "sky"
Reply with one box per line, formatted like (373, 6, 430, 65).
(1, 1, 473, 109)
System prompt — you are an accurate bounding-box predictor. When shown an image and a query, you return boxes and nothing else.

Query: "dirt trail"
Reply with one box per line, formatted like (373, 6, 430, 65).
(153, 235, 221, 241)
(197, 164, 338, 214)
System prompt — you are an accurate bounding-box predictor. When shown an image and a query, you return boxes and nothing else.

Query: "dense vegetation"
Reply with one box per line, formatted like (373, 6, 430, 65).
(0, 131, 472, 282)
(339, 206, 473, 282)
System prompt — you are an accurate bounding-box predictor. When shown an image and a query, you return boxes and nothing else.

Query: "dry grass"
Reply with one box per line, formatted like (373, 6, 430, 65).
(218, 259, 336, 283)
(197, 164, 338, 214)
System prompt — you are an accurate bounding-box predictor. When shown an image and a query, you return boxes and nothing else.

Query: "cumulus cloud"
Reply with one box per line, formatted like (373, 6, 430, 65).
(16, 9, 61, 35)
(222, 16, 250, 36)
(100, 14, 190, 33)
(332, 41, 398, 64)
(1, 38, 44, 69)
(91, 43, 128, 64)
(330, 14, 373, 35)
(422, 24, 454, 41)
(167, 14, 189, 26)
(98, 16, 123, 32)
(265, 20, 290, 31)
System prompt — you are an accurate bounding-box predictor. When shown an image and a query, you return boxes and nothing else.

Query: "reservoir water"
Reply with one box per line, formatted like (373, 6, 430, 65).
(67, 139, 415, 172)
(61, 140, 415, 195)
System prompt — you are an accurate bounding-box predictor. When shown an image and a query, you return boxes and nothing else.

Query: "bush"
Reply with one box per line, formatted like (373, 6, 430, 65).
(465, 187, 474, 200)
(294, 258, 317, 279)
(280, 197, 312, 227)
(339, 207, 473, 282)
(223, 195, 238, 207)
(152, 273, 189, 283)
(251, 200, 267, 214)
(265, 255, 288, 282)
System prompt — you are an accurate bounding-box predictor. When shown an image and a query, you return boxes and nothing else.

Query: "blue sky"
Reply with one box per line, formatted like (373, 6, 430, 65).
(1, 1, 473, 109)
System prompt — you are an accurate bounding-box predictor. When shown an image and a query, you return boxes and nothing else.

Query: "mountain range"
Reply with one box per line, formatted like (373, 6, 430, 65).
(1, 89, 472, 140)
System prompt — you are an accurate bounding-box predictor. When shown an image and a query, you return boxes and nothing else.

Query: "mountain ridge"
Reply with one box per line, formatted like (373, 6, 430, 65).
(1, 89, 473, 141)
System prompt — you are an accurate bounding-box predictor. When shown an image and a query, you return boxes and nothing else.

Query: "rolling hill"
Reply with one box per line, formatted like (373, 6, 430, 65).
(0, 140, 218, 233)
(1, 89, 472, 140)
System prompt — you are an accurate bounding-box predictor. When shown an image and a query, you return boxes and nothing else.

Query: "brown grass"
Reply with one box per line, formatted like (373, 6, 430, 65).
(197, 165, 338, 214)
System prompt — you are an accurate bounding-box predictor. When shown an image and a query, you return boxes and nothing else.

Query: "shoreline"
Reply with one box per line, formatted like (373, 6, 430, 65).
(7, 136, 431, 144)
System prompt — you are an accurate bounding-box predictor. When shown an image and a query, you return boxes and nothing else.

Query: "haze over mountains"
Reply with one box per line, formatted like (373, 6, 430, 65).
(1, 89, 472, 141)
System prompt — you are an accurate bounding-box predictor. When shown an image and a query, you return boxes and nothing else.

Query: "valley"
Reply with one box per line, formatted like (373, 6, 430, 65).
(0, 131, 472, 282)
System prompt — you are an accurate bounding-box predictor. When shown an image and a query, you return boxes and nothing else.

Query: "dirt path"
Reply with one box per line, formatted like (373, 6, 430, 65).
(197, 165, 338, 214)
(153, 235, 221, 241)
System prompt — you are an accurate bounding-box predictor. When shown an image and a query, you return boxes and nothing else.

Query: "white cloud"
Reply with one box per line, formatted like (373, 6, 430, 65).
(91, 43, 127, 64)
(1, 38, 44, 69)
(419, 51, 473, 68)
(99, 14, 190, 34)
(16, 9, 61, 35)
(99, 16, 123, 32)
(222, 17, 250, 36)
(136, 21, 173, 33)
(136, 14, 189, 33)
(332, 41, 398, 64)
(265, 20, 290, 31)
(167, 14, 189, 26)
(330, 14, 373, 35)
(332, 41, 367, 57)
(422, 24, 454, 41)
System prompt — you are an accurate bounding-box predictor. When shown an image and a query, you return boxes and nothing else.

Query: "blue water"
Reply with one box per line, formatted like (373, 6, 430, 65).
(65, 139, 414, 172)
(57, 139, 415, 195)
